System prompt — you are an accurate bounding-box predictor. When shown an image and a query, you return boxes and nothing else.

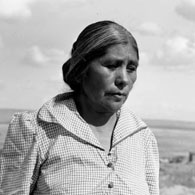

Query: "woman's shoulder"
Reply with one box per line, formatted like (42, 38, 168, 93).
(38, 92, 75, 112)
(37, 92, 76, 123)
(7, 92, 74, 126)
(11, 110, 37, 120)
(121, 106, 147, 128)
(8, 110, 39, 136)
(7, 92, 75, 128)
(120, 106, 156, 138)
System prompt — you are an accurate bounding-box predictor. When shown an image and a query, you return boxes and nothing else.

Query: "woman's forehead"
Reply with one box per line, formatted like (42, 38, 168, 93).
(101, 44, 138, 61)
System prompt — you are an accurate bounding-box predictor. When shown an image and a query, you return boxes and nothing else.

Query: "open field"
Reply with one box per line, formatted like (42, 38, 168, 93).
(153, 128, 195, 158)
(0, 109, 195, 194)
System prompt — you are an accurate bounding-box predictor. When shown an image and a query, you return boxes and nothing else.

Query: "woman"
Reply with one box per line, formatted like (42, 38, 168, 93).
(0, 20, 159, 194)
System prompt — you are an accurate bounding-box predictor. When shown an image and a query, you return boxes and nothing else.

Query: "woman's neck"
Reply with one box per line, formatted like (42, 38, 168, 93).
(74, 92, 118, 153)
(74, 93, 116, 127)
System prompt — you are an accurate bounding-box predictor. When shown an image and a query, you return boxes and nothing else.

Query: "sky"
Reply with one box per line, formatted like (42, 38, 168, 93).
(0, 0, 195, 122)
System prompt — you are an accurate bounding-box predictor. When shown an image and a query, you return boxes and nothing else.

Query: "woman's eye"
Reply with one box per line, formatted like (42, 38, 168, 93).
(106, 64, 118, 69)
(127, 66, 137, 72)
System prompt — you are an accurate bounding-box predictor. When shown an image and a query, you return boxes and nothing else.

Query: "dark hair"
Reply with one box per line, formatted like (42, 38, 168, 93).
(62, 20, 139, 91)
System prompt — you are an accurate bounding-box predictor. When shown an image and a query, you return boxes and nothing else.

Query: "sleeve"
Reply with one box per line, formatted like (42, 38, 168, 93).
(145, 129, 160, 195)
(0, 112, 41, 195)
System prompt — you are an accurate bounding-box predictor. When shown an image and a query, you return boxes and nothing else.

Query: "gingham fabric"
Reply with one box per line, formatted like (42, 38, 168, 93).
(0, 92, 159, 195)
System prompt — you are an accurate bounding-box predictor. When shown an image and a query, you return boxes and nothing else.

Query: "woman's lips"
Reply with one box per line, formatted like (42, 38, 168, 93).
(106, 91, 126, 96)
(106, 92, 126, 101)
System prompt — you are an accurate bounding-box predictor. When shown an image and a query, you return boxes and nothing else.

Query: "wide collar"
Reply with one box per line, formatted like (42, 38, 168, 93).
(37, 92, 147, 149)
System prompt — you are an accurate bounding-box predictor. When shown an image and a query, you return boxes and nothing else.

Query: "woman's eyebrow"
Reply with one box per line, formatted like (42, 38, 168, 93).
(128, 59, 139, 67)
(99, 58, 117, 65)
(100, 57, 138, 66)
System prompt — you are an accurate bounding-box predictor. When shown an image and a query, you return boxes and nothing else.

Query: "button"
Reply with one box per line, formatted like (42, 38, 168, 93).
(107, 162, 114, 169)
(108, 182, 114, 188)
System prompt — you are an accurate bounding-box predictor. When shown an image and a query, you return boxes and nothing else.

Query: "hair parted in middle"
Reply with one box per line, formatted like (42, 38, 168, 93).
(62, 20, 139, 91)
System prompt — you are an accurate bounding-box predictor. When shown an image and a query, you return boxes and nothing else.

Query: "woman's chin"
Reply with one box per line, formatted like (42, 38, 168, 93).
(102, 101, 124, 113)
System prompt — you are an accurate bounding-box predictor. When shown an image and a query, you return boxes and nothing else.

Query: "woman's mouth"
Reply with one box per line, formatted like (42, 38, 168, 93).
(106, 92, 126, 101)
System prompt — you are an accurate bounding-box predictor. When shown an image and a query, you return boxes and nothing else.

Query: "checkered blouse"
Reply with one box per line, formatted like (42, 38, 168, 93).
(0, 92, 159, 195)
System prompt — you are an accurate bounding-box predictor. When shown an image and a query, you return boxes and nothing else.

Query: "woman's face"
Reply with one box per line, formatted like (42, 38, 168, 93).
(81, 44, 139, 114)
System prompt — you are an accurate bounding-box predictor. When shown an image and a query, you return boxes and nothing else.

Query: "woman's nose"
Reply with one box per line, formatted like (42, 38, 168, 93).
(115, 68, 129, 89)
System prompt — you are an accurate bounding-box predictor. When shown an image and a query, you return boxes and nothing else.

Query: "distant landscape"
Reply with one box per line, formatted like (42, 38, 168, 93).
(0, 108, 195, 195)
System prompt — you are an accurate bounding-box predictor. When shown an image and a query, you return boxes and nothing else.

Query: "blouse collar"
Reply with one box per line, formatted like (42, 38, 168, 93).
(37, 92, 147, 149)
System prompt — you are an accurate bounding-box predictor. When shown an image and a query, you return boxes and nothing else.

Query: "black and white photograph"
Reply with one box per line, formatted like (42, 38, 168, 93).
(0, 0, 195, 194)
